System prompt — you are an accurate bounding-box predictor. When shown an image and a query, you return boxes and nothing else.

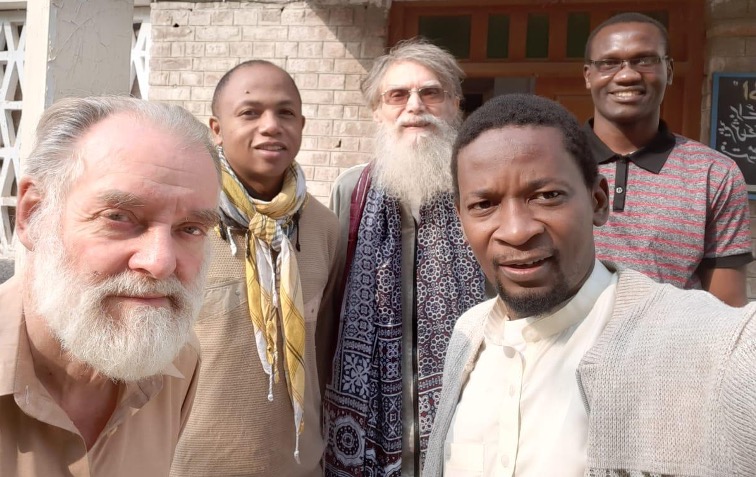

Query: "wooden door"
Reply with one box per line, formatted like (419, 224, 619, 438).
(389, 0, 704, 139)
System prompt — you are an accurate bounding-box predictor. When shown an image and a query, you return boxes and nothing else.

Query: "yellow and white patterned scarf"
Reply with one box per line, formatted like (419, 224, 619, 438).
(217, 148, 308, 461)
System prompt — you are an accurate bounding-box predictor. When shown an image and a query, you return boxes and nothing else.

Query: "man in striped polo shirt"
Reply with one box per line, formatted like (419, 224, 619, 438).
(583, 12, 752, 306)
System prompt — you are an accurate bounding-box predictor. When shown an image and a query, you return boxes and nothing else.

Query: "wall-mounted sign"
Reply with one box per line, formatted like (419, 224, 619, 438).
(710, 72, 756, 191)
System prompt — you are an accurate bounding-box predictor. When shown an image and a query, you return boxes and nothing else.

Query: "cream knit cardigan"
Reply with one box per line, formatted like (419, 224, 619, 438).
(423, 265, 756, 477)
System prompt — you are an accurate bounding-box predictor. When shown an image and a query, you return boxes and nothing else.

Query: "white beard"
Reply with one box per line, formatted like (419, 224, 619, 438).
(28, 215, 207, 382)
(372, 113, 459, 212)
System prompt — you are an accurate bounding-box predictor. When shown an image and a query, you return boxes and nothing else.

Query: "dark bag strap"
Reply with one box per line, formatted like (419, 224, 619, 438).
(337, 163, 373, 311)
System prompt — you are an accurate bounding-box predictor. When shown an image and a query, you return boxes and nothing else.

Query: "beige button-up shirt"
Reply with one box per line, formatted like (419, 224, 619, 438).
(0, 276, 200, 477)
(444, 261, 617, 477)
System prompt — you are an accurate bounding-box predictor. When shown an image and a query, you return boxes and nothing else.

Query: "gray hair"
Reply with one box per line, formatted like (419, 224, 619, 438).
(24, 96, 220, 211)
(362, 37, 465, 111)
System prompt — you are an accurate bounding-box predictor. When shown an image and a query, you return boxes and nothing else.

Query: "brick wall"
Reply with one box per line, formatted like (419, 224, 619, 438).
(703, 0, 756, 299)
(150, 1, 387, 203)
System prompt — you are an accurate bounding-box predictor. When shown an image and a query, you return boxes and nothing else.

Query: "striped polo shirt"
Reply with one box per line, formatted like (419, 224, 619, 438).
(586, 120, 753, 290)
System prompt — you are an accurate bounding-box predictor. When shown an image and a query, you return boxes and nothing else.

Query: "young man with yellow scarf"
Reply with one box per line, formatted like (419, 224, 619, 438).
(171, 60, 342, 477)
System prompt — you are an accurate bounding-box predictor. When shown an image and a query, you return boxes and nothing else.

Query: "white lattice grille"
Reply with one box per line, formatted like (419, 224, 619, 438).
(0, 11, 24, 258)
(0, 10, 151, 257)
(132, 8, 151, 99)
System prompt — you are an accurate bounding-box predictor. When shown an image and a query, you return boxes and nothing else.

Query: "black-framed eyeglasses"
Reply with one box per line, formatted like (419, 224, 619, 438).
(380, 86, 449, 106)
(587, 56, 670, 74)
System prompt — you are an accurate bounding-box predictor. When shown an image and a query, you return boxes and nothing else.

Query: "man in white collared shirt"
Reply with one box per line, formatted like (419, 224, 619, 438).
(423, 94, 756, 477)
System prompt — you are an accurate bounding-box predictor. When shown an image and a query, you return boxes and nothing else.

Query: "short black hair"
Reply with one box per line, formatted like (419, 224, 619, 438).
(584, 12, 669, 62)
(210, 60, 301, 116)
(451, 93, 597, 201)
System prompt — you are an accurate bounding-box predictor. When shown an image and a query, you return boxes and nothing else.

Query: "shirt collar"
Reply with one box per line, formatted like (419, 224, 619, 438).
(584, 119, 676, 174)
(488, 260, 614, 344)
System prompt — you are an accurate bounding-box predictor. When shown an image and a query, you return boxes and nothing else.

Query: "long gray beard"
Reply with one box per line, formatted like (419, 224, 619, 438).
(372, 114, 459, 212)
(27, 208, 207, 382)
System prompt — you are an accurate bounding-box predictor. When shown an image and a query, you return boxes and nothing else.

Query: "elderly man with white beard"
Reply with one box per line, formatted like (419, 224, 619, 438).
(324, 38, 487, 477)
(0, 96, 221, 476)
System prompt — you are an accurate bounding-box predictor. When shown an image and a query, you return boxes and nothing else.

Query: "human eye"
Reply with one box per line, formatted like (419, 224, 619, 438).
(467, 199, 495, 215)
(531, 191, 563, 203)
(179, 223, 208, 237)
(420, 87, 444, 101)
(596, 59, 621, 72)
(279, 108, 297, 117)
(103, 210, 132, 223)
(240, 109, 260, 118)
(636, 56, 660, 66)
(385, 88, 409, 104)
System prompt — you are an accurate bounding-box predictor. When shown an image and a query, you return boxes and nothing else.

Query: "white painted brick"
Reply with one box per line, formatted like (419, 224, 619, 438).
(259, 8, 283, 25)
(298, 42, 324, 58)
(297, 150, 330, 166)
(150, 57, 193, 71)
(345, 74, 361, 90)
(287, 58, 334, 73)
(301, 90, 334, 104)
(343, 105, 360, 119)
(359, 137, 376, 153)
(191, 87, 215, 101)
(335, 26, 363, 42)
(276, 41, 299, 58)
(318, 74, 345, 89)
(306, 180, 332, 199)
(317, 137, 342, 150)
(362, 38, 385, 58)
(333, 59, 368, 74)
(304, 119, 333, 136)
(150, 71, 171, 86)
(211, 10, 234, 26)
(329, 7, 354, 26)
(253, 42, 277, 58)
(340, 137, 361, 151)
(323, 42, 347, 58)
(153, 10, 189, 26)
(294, 73, 319, 89)
(196, 26, 241, 42)
(333, 120, 375, 136)
(183, 101, 205, 116)
(301, 137, 319, 150)
(330, 151, 371, 167)
(334, 90, 365, 105)
(205, 42, 230, 57)
(301, 165, 315, 180)
(318, 104, 344, 118)
(288, 26, 336, 42)
(150, 85, 192, 101)
(282, 7, 306, 24)
(180, 71, 203, 86)
(243, 26, 289, 41)
(194, 57, 239, 72)
(189, 10, 212, 26)
(234, 9, 259, 26)
(304, 6, 330, 25)
(151, 25, 194, 41)
(358, 106, 374, 120)
(229, 42, 254, 58)
(314, 166, 341, 181)
(186, 42, 206, 57)
(204, 71, 223, 88)
(171, 42, 186, 57)
(151, 42, 172, 58)
(302, 104, 319, 117)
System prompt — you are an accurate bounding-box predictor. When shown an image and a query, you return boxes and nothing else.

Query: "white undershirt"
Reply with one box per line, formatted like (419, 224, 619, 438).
(443, 260, 617, 477)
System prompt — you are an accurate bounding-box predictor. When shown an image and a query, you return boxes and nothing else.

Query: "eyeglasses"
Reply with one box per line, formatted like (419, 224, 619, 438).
(587, 56, 669, 74)
(380, 86, 448, 106)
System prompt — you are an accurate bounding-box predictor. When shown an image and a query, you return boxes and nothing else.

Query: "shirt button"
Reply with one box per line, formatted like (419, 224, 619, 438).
(615, 186, 624, 194)
(501, 454, 510, 467)
(503, 347, 516, 359)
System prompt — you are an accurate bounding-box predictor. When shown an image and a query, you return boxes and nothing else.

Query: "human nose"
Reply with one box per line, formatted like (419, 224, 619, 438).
(128, 227, 177, 280)
(612, 60, 642, 81)
(258, 110, 282, 135)
(492, 201, 544, 246)
(404, 89, 427, 113)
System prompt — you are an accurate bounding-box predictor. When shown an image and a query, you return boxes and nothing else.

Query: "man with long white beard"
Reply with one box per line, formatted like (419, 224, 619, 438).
(0, 96, 221, 476)
(324, 38, 487, 477)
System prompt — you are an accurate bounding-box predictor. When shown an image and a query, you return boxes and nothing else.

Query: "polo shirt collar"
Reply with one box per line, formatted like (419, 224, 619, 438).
(584, 118, 676, 174)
